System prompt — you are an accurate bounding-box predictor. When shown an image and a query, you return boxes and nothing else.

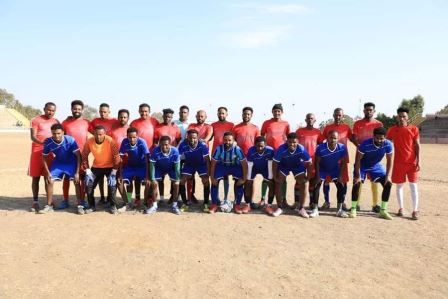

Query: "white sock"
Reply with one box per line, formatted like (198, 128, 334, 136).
(396, 183, 404, 209)
(409, 183, 419, 211)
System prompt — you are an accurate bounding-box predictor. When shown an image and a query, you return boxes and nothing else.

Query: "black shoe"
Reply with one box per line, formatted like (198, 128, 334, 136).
(372, 205, 381, 213)
(249, 202, 259, 210)
(99, 197, 107, 205)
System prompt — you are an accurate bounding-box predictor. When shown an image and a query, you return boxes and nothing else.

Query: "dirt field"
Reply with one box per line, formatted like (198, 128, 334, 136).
(0, 132, 447, 298)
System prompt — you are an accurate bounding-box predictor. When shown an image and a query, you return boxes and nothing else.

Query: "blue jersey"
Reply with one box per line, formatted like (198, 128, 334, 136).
(273, 143, 311, 168)
(212, 144, 245, 166)
(178, 139, 209, 166)
(150, 146, 180, 172)
(315, 143, 348, 172)
(359, 138, 393, 169)
(119, 137, 149, 167)
(247, 145, 274, 169)
(43, 135, 79, 164)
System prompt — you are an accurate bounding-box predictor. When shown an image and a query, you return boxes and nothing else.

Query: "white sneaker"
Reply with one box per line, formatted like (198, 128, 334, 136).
(298, 208, 309, 218)
(38, 205, 54, 214)
(309, 208, 319, 218)
(272, 208, 283, 217)
(336, 209, 348, 218)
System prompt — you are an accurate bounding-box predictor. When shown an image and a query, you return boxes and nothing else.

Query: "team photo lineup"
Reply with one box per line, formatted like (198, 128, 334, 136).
(28, 100, 420, 221)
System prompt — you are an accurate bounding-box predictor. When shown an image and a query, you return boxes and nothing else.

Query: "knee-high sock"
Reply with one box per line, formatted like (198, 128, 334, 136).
(223, 178, 229, 200)
(235, 185, 244, 205)
(409, 183, 419, 211)
(323, 183, 330, 203)
(63, 178, 70, 201)
(211, 185, 219, 205)
(203, 185, 210, 204)
(261, 180, 268, 199)
(371, 181, 379, 206)
(396, 183, 404, 209)
(282, 181, 287, 199)
(335, 182, 346, 204)
(179, 184, 187, 203)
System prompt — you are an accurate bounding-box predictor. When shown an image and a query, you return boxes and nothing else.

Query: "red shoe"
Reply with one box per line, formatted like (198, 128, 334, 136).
(234, 204, 243, 214)
(265, 205, 274, 216)
(208, 204, 218, 214)
(242, 204, 251, 214)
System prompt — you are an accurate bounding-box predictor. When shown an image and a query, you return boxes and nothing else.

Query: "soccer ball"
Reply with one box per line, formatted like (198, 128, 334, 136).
(220, 200, 234, 213)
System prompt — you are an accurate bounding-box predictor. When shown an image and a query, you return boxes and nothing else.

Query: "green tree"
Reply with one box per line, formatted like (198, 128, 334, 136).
(83, 105, 98, 120)
(436, 104, 448, 115)
(151, 112, 163, 123)
(376, 112, 396, 130)
(0, 88, 41, 119)
(318, 114, 354, 130)
(399, 95, 425, 120)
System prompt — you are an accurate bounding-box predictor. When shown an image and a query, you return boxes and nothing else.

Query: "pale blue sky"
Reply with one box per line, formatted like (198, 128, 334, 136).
(1, 0, 447, 128)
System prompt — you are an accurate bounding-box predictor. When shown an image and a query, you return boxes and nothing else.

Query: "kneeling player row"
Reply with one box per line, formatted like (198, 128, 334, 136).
(37, 123, 405, 220)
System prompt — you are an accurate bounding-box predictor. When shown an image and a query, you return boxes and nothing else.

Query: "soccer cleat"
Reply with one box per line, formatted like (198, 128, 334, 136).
(309, 208, 319, 218)
(58, 200, 70, 210)
(372, 205, 381, 213)
(249, 202, 259, 210)
(411, 211, 419, 220)
(84, 208, 96, 214)
(379, 210, 393, 220)
(234, 204, 243, 214)
(38, 205, 54, 214)
(110, 206, 119, 215)
(341, 203, 350, 212)
(336, 209, 349, 218)
(349, 208, 357, 218)
(145, 205, 158, 215)
(208, 204, 218, 214)
(397, 208, 404, 217)
(180, 204, 189, 212)
(242, 204, 251, 214)
(202, 204, 209, 213)
(77, 205, 85, 215)
(298, 208, 310, 218)
(171, 204, 181, 215)
(30, 202, 40, 212)
(320, 202, 330, 210)
(265, 205, 274, 216)
(272, 208, 283, 217)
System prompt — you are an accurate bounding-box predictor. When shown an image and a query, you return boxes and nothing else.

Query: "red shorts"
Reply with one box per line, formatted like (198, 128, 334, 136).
(28, 150, 53, 177)
(392, 162, 418, 184)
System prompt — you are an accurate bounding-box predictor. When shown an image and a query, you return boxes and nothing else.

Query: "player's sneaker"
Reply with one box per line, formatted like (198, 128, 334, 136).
(110, 206, 119, 215)
(30, 202, 40, 213)
(397, 208, 404, 217)
(208, 204, 218, 214)
(249, 202, 259, 210)
(349, 208, 357, 218)
(242, 204, 251, 214)
(234, 204, 243, 214)
(171, 204, 181, 215)
(411, 211, 419, 220)
(180, 204, 189, 212)
(145, 205, 158, 215)
(39, 205, 54, 214)
(77, 205, 85, 215)
(79, 200, 89, 209)
(298, 208, 309, 218)
(265, 204, 274, 216)
(272, 208, 283, 217)
(336, 209, 348, 218)
(85, 208, 96, 214)
(133, 199, 141, 209)
(257, 199, 266, 209)
(202, 204, 209, 213)
(372, 205, 381, 213)
(320, 202, 330, 210)
(309, 208, 319, 218)
(341, 203, 349, 212)
(58, 200, 70, 210)
(379, 210, 393, 220)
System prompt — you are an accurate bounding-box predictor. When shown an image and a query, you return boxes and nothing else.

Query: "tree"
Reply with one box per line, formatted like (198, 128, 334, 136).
(318, 114, 354, 130)
(436, 104, 448, 115)
(151, 112, 163, 123)
(376, 112, 396, 130)
(0, 88, 41, 119)
(83, 105, 98, 120)
(399, 95, 424, 120)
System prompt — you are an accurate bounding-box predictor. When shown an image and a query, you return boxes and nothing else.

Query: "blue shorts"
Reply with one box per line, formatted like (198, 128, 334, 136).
(50, 162, 77, 180)
(249, 166, 270, 181)
(182, 164, 208, 176)
(154, 168, 179, 182)
(122, 166, 147, 184)
(359, 164, 386, 182)
(319, 167, 341, 181)
(214, 165, 243, 180)
(278, 164, 306, 177)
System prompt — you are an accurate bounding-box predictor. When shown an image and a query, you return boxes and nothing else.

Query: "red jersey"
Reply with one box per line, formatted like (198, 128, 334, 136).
(261, 118, 290, 150)
(130, 117, 159, 149)
(30, 115, 59, 152)
(154, 123, 181, 146)
(110, 123, 130, 148)
(296, 127, 322, 158)
(187, 123, 213, 141)
(232, 122, 260, 155)
(61, 117, 90, 151)
(89, 117, 118, 135)
(211, 121, 234, 153)
(321, 123, 352, 146)
(386, 125, 419, 164)
(353, 118, 383, 144)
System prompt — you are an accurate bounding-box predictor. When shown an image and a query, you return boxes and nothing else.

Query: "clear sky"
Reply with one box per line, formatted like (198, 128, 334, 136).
(1, 0, 447, 128)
